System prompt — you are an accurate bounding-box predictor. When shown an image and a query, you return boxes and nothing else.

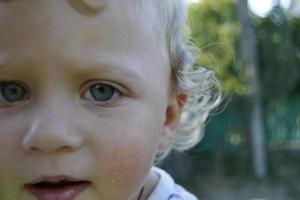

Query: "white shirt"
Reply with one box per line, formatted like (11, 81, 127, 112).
(148, 167, 199, 200)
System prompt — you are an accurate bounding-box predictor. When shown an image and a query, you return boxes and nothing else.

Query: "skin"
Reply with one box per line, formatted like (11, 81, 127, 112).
(0, 0, 186, 200)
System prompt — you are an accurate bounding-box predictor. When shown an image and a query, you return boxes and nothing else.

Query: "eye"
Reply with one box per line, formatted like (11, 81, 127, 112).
(82, 82, 121, 103)
(0, 81, 29, 103)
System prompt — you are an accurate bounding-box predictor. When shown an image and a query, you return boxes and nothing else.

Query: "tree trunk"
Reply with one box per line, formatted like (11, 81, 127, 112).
(237, 0, 267, 179)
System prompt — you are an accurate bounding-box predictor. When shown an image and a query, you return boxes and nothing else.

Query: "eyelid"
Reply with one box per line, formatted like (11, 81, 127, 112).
(80, 80, 125, 94)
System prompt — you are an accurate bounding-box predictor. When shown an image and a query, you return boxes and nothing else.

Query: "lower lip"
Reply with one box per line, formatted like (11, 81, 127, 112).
(26, 181, 90, 200)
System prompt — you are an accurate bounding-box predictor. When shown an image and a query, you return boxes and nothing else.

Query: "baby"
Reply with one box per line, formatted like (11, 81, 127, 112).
(0, 0, 220, 199)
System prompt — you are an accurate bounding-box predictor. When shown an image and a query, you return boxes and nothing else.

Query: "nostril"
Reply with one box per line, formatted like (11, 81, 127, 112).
(55, 146, 77, 153)
(28, 146, 38, 151)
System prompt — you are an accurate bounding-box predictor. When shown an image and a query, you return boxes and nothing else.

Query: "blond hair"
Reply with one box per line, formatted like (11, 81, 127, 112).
(147, 0, 222, 161)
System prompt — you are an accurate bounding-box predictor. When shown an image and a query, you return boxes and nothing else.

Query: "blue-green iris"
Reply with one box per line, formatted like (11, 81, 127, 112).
(89, 83, 115, 101)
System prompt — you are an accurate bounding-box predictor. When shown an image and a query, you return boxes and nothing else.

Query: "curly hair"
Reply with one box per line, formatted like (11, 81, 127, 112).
(147, 0, 222, 161)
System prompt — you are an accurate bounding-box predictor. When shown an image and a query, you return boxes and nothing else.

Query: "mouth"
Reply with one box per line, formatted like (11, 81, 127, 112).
(25, 176, 90, 200)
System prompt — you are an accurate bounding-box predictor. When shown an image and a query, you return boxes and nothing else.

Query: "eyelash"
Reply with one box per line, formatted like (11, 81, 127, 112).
(0, 81, 124, 107)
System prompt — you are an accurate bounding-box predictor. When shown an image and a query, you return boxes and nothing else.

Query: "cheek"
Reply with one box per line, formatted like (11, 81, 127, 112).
(94, 138, 157, 198)
(0, 116, 27, 163)
(91, 124, 159, 178)
(0, 117, 28, 199)
(103, 144, 153, 183)
(86, 108, 164, 194)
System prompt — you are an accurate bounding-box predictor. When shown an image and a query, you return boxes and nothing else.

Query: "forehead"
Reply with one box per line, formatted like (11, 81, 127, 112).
(0, 0, 170, 83)
(0, 0, 166, 61)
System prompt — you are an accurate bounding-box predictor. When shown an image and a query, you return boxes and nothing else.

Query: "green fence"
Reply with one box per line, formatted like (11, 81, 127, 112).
(196, 97, 300, 151)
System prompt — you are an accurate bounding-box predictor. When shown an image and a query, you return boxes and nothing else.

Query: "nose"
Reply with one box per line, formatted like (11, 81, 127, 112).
(22, 103, 84, 154)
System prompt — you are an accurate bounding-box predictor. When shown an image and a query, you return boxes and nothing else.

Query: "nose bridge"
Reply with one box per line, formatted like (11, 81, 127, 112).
(35, 82, 72, 127)
(22, 86, 83, 154)
(39, 85, 71, 119)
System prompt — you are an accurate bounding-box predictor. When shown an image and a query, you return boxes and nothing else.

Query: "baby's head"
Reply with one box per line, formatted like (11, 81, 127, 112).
(0, 0, 220, 199)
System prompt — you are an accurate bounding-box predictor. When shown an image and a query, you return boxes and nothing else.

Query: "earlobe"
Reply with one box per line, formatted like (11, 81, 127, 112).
(159, 92, 188, 150)
(158, 126, 173, 150)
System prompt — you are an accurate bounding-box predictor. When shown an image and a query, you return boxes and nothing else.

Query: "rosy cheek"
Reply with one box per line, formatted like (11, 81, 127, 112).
(106, 146, 146, 176)
(99, 141, 153, 187)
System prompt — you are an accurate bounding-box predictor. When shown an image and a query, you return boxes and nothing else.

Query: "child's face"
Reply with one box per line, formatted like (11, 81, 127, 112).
(0, 1, 184, 200)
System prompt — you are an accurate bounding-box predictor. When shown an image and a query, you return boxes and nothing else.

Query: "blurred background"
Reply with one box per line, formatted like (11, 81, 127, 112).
(160, 0, 300, 199)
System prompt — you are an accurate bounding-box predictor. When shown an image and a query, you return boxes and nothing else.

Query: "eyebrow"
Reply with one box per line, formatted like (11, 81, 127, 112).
(0, 57, 144, 82)
(0, 52, 146, 94)
(79, 58, 145, 86)
(72, 58, 148, 98)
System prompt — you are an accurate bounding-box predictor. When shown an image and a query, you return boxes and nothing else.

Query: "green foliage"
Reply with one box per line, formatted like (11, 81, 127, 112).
(290, 17, 300, 96)
(291, 17, 300, 47)
(255, 6, 300, 99)
(187, 0, 300, 152)
(187, 0, 247, 95)
(187, 1, 300, 98)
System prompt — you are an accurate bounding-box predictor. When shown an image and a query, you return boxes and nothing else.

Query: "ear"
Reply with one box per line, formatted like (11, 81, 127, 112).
(159, 92, 188, 150)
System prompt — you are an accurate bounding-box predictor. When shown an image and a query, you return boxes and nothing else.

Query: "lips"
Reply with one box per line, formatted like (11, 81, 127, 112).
(25, 176, 90, 200)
